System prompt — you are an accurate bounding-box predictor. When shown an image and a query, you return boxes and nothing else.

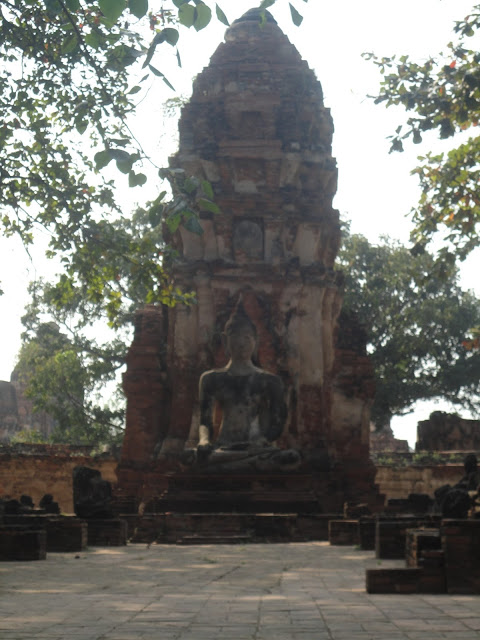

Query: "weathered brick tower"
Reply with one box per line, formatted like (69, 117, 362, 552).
(115, 10, 382, 534)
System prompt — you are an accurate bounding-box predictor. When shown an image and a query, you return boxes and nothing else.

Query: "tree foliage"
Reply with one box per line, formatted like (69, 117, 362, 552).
(339, 230, 480, 429)
(14, 191, 194, 444)
(364, 4, 480, 268)
(15, 320, 124, 444)
(1, 0, 308, 321)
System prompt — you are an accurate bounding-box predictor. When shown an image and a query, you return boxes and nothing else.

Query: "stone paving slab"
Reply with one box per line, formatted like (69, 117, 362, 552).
(0, 542, 479, 639)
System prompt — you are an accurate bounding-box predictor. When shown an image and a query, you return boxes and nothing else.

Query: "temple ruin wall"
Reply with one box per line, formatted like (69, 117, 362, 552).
(0, 445, 468, 509)
(0, 445, 117, 514)
(375, 464, 464, 499)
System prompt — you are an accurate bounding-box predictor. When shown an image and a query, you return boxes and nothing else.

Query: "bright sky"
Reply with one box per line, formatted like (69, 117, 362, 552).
(1, 0, 479, 447)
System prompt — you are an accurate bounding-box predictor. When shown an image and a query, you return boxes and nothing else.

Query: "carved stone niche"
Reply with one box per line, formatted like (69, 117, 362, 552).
(233, 219, 264, 262)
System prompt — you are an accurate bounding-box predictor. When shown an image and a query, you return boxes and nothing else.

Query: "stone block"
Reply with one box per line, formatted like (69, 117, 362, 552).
(296, 514, 342, 541)
(442, 519, 480, 594)
(367, 564, 446, 595)
(87, 519, 128, 546)
(420, 567, 446, 593)
(328, 519, 359, 546)
(375, 518, 423, 559)
(366, 568, 422, 594)
(358, 517, 375, 550)
(0, 526, 46, 561)
(46, 517, 87, 552)
(405, 528, 442, 567)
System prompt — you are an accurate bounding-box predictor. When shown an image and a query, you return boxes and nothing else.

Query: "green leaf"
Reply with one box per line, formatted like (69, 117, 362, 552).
(201, 180, 214, 199)
(163, 28, 179, 46)
(65, 0, 80, 10)
(147, 64, 175, 90)
(61, 34, 79, 55)
(99, 0, 125, 24)
(178, 3, 195, 27)
(172, 0, 190, 6)
(176, 49, 182, 68)
(94, 150, 113, 170)
(166, 212, 182, 233)
(413, 130, 423, 144)
(45, 0, 62, 15)
(117, 160, 132, 174)
(194, 2, 212, 31)
(108, 149, 133, 173)
(128, 85, 142, 95)
(85, 31, 103, 49)
(128, 0, 148, 18)
(198, 198, 221, 214)
(163, 76, 175, 91)
(215, 3, 229, 26)
(128, 171, 147, 187)
(75, 120, 88, 135)
(289, 3, 303, 26)
(109, 149, 131, 161)
(110, 138, 130, 146)
(259, 0, 276, 8)
(148, 64, 163, 77)
(183, 176, 199, 194)
(183, 215, 204, 235)
(143, 38, 160, 69)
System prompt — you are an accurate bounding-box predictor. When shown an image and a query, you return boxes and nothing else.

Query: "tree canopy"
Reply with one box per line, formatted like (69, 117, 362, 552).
(0, 0, 307, 317)
(339, 230, 480, 430)
(14, 320, 124, 444)
(364, 4, 480, 270)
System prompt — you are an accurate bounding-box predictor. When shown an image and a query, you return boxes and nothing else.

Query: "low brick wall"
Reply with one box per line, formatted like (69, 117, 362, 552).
(0, 445, 117, 514)
(375, 464, 464, 500)
(0, 445, 474, 513)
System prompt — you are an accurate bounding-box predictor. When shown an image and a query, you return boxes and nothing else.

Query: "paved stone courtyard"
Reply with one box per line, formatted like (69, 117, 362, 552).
(1, 542, 480, 640)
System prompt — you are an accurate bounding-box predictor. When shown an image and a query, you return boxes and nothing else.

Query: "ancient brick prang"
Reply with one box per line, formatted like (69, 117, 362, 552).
(118, 9, 379, 511)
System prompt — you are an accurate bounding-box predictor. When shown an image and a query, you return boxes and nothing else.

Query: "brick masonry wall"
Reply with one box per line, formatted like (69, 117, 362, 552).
(375, 465, 465, 500)
(0, 448, 470, 509)
(0, 445, 117, 514)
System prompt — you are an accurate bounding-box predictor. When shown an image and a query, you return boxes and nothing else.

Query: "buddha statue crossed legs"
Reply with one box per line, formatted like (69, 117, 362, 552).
(195, 300, 300, 472)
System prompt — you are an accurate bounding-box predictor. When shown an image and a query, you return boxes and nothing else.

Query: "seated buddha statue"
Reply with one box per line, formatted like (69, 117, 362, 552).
(194, 300, 300, 472)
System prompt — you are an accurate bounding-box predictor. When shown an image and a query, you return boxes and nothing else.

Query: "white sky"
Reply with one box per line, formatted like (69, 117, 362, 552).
(1, 0, 479, 447)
